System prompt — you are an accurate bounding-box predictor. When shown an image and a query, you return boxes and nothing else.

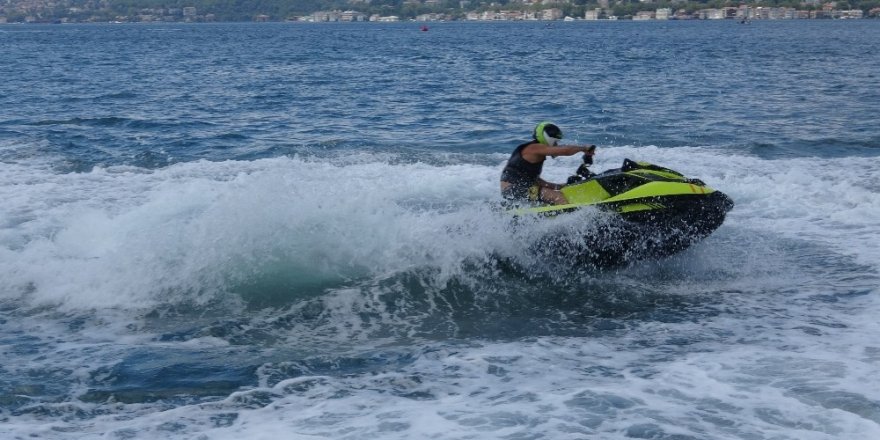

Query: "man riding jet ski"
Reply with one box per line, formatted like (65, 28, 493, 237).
(500, 121, 597, 205)
(502, 122, 734, 266)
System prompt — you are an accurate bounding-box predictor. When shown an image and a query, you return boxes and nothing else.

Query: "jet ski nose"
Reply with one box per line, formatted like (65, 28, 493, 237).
(717, 191, 735, 213)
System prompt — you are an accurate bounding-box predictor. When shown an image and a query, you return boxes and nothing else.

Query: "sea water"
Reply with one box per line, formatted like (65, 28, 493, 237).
(1, 21, 879, 439)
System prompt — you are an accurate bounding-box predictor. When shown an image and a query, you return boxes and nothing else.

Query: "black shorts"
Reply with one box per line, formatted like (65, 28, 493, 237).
(501, 182, 540, 202)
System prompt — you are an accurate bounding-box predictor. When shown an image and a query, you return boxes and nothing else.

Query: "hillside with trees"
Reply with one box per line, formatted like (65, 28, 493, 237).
(2, 0, 879, 22)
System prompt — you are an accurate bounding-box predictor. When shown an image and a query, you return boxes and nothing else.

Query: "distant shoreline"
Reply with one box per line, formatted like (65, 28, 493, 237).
(2, 17, 878, 25)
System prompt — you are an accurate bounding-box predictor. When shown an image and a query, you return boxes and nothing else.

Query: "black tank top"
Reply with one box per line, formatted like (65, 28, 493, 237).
(500, 142, 544, 187)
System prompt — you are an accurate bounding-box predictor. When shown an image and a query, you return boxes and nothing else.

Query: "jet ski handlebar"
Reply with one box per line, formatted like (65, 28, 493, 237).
(582, 145, 596, 165)
(564, 153, 711, 188)
(566, 146, 597, 185)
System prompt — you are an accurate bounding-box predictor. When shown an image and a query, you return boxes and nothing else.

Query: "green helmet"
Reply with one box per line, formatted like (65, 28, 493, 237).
(534, 121, 563, 146)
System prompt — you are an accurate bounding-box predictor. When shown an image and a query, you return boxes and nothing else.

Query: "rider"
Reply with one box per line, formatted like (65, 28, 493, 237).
(500, 121, 596, 205)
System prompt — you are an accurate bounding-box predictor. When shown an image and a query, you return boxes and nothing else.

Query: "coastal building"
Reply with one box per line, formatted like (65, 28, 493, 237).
(0, 0, 871, 23)
(416, 13, 443, 21)
(478, 10, 532, 20)
(699, 8, 724, 19)
(340, 10, 366, 21)
(584, 8, 601, 20)
(542, 8, 563, 20)
(310, 11, 338, 21)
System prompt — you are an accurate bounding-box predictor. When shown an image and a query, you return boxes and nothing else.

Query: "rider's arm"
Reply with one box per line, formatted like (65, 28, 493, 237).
(550, 145, 596, 158)
(524, 144, 596, 159)
(538, 144, 597, 190)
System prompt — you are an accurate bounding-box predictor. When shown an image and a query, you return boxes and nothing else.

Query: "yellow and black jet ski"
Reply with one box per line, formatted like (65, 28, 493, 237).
(513, 154, 734, 266)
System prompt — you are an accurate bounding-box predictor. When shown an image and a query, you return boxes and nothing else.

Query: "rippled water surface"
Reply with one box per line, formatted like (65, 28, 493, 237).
(1, 21, 880, 439)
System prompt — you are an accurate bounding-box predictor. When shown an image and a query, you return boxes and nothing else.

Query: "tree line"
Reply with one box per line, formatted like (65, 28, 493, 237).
(3, 0, 879, 22)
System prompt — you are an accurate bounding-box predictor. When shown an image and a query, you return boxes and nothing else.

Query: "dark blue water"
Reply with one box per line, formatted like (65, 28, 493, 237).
(1, 21, 880, 439)
(3, 21, 878, 169)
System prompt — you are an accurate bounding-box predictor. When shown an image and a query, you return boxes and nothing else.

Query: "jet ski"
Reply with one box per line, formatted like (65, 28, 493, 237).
(511, 152, 734, 266)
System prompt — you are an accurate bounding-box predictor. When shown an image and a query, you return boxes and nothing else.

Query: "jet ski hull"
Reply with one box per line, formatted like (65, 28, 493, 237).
(536, 192, 732, 267)
(516, 160, 734, 267)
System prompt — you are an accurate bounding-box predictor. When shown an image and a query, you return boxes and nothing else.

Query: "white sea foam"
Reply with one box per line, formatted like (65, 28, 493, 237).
(0, 155, 508, 310)
(5, 334, 880, 439)
(2, 146, 878, 309)
(2, 147, 879, 439)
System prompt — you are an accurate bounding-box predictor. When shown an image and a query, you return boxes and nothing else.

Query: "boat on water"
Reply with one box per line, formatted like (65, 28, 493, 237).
(511, 154, 734, 267)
